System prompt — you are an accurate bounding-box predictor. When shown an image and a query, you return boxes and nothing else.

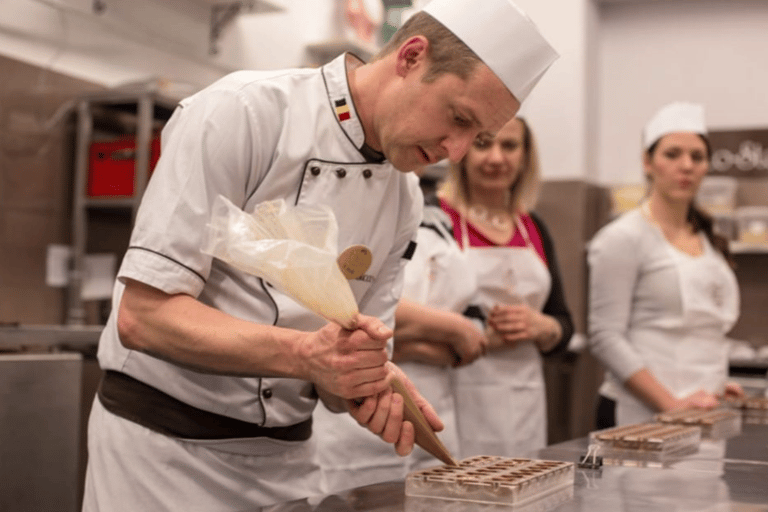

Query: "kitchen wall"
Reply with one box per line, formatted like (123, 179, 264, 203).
(2, 0, 766, 182)
(597, 0, 768, 185)
(0, 55, 104, 325)
(0, 0, 339, 325)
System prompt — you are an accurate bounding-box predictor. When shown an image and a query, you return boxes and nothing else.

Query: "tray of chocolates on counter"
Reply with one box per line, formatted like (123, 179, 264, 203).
(588, 422, 701, 466)
(726, 396, 768, 425)
(405, 455, 574, 508)
(654, 408, 742, 439)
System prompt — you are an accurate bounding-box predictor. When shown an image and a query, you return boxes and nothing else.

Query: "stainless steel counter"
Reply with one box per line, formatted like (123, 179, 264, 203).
(0, 352, 83, 512)
(0, 324, 102, 351)
(252, 423, 768, 512)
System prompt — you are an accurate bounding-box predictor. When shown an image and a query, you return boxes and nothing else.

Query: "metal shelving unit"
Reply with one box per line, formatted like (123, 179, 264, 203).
(67, 90, 177, 325)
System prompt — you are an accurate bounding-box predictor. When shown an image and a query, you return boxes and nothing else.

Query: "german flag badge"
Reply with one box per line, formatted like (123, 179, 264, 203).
(335, 98, 351, 122)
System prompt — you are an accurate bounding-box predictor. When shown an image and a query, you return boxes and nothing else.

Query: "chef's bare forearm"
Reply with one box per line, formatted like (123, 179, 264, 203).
(118, 279, 313, 378)
(117, 279, 392, 402)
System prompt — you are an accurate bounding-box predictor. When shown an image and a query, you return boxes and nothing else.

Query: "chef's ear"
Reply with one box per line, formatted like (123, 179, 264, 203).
(395, 36, 429, 77)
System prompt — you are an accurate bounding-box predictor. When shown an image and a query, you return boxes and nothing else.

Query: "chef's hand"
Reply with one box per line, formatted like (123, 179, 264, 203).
(302, 314, 393, 400)
(487, 304, 560, 352)
(348, 362, 444, 457)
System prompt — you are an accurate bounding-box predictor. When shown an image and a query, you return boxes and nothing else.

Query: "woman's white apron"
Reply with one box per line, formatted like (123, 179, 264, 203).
(453, 214, 552, 458)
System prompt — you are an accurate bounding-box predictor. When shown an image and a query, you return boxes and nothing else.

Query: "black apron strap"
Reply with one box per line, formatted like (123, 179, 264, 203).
(98, 370, 312, 441)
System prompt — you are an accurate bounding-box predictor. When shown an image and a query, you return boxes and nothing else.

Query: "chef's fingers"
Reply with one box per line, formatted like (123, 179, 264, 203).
(346, 346, 390, 370)
(351, 314, 393, 343)
(378, 392, 404, 444)
(395, 421, 416, 457)
(324, 363, 391, 400)
(349, 390, 408, 449)
(420, 399, 444, 433)
(346, 368, 393, 399)
(347, 394, 378, 424)
(362, 388, 394, 436)
(337, 328, 389, 354)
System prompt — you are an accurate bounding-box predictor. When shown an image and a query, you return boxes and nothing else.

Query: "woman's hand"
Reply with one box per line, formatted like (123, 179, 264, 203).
(722, 381, 746, 400)
(669, 389, 720, 412)
(448, 315, 489, 365)
(487, 303, 560, 351)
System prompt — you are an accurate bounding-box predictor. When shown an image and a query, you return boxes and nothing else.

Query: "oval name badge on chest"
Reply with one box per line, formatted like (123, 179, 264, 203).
(337, 244, 372, 280)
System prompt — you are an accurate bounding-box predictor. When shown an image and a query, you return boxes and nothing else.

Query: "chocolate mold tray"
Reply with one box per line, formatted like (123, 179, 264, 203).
(726, 396, 768, 425)
(589, 422, 701, 465)
(654, 408, 742, 439)
(404, 486, 574, 512)
(405, 455, 574, 506)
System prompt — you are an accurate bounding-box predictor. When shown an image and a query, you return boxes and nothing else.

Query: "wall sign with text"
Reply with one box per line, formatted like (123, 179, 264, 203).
(709, 128, 768, 177)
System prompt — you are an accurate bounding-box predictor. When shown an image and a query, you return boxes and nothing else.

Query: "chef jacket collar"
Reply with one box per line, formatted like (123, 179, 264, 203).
(323, 53, 385, 164)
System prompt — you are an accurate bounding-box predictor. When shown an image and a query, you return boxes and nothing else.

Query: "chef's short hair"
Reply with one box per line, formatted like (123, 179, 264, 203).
(374, 11, 482, 83)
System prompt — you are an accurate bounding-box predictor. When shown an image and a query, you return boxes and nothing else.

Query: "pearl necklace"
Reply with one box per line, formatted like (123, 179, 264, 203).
(467, 204, 512, 231)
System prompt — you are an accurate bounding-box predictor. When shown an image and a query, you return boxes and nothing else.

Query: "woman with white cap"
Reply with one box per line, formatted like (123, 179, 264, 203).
(588, 102, 745, 428)
(437, 116, 574, 458)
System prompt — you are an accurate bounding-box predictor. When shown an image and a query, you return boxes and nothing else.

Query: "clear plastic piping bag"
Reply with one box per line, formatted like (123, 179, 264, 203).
(202, 195, 359, 329)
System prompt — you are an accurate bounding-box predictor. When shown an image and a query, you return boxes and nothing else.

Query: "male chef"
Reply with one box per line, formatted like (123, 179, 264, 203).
(82, 0, 557, 510)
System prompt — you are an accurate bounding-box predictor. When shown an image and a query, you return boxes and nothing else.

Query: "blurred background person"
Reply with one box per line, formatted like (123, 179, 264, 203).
(392, 174, 489, 472)
(438, 116, 574, 457)
(313, 172, 489, 492)
(588, 102, 744, 428)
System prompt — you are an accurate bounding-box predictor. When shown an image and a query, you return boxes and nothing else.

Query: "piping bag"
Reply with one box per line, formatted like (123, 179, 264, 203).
(202, 195, 459, 466)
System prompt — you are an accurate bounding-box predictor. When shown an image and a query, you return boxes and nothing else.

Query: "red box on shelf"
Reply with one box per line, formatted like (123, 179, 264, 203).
(87, 135, 160, 197)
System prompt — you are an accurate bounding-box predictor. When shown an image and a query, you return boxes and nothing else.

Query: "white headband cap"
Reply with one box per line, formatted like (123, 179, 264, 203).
(643, 102, 707, 150)
(422, 0, 558, 103)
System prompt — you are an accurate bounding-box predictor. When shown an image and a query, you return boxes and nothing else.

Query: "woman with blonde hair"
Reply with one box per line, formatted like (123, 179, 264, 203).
(438, 116, 574, 457)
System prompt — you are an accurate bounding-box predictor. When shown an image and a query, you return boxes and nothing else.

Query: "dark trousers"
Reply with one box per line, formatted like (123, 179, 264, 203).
(595, 395, 616, 430)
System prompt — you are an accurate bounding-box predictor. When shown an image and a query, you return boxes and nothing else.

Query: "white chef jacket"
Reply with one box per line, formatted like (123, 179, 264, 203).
(85, 53, 422, 509)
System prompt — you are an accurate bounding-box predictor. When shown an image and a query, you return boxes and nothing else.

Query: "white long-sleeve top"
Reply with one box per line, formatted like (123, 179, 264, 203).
(587, 208, 738, 400)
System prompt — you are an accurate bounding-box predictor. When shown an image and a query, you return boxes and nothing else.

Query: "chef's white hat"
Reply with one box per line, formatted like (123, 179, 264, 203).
(422, 0, 558, 103)
(643, 102, 707, 150)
